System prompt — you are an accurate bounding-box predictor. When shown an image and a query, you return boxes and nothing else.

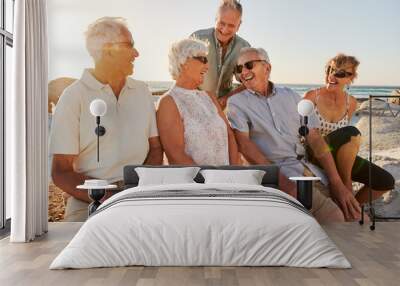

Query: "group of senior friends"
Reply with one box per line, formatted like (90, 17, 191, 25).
(50, 0, 394, 223)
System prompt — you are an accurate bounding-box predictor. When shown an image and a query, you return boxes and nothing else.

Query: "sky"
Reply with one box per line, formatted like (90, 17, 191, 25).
(48, 0, 400, 86)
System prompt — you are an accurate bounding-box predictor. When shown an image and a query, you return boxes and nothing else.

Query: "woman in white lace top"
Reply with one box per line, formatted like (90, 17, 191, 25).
(157, 38, 240, 165)
(304, 54, 394, 205)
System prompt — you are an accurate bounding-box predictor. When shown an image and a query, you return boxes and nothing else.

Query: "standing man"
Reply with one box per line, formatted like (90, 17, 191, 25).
(227, 47, 362, 223)
(49, 17, 163, 222)
(191, 0, 250, 108)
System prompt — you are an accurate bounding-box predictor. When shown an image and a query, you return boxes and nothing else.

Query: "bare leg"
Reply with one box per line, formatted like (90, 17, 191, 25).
(335, 135, 361, 191)
(307, 129, 361, 221)
(316, 207, 346, 224)
(311, 182, 346, 224)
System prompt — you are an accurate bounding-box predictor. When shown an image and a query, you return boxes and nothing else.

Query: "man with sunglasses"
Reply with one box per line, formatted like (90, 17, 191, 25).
(191, 0, 250, 108)
(227, 47, 362, 223)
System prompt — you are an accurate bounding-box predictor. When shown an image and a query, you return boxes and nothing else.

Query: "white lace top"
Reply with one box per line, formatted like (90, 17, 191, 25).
(168, 85, 229, 165)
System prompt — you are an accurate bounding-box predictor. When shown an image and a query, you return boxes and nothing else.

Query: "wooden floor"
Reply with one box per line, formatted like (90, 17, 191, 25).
(0, 222, 399, 286)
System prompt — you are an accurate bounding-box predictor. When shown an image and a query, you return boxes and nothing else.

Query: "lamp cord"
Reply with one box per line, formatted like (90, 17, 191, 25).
(97, 123, 100, 162)
(96, 115, 100, 162)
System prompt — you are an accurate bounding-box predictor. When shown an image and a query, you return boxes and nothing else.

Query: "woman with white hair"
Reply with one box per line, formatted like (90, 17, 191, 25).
(157, 38, 239, 165)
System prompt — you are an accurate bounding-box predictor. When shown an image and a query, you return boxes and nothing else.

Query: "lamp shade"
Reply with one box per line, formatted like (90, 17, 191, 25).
(297, 99, 314, 116)
(89, 99, 107, 117)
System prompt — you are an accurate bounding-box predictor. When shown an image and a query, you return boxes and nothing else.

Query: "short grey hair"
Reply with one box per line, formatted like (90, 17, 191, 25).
(218, 0, 243, 17)
(85, 17, 131, 61)
(238, 47, 270, 64)
(168, 38, 209, 80)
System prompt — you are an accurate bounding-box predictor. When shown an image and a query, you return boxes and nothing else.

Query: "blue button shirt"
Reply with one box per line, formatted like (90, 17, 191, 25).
(227, 85, 323, 179)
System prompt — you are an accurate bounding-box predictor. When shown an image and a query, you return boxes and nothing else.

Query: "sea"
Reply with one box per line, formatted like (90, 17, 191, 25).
(146, 81, 400, 99)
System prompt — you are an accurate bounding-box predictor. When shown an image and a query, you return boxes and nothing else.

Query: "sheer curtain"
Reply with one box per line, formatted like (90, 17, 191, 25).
(8, 0, 48, 242)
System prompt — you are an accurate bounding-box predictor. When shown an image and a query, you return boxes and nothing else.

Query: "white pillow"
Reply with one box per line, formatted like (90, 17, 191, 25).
(135, 167, 201, 186)
(200, 169, 266, 185)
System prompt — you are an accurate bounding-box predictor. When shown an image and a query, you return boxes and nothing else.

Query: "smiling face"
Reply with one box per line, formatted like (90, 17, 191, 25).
(236, 51, 270, 94)
(180, 53, 209, 87)
(102, 27, 139, 77)
(215, 8, 241, 46)
(325, 61, 357, 91)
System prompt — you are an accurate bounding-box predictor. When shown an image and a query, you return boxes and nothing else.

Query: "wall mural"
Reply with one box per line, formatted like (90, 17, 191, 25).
(47, 1, 400, 223)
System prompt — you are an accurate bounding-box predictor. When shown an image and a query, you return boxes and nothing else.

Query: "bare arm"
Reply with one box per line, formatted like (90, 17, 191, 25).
(207, 92, 240, 165)
(307, 128, 343, 184)
(51, 154, 91, 203)
(143, 136, 163, 165)
(306, 128, 361, 220)
(303, 89, 317, 103)
(233, 130, 271, 165)
(156, 95, 196, 165)
(228, 129, 240, 165)
(217, 84, 246, 110)
(347, 95, 358, 119)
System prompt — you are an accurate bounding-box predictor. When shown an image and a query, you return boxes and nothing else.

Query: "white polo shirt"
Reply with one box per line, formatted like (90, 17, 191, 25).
(49, 69, 158, 182)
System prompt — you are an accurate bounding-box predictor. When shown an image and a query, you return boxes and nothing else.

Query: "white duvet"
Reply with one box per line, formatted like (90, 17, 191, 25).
(50, 183, 350, 269)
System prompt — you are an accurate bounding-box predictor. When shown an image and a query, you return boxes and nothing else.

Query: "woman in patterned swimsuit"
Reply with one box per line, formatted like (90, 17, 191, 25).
(157, 38, 240, 165)
(304, 54, 394, 206)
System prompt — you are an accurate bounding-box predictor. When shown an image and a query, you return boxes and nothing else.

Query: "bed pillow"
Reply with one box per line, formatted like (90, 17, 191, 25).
(200, 169, 266, 185)
(135, 167, 201, 186)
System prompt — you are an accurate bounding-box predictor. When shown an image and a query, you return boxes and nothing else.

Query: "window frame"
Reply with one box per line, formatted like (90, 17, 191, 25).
(1, 0, 14, 231)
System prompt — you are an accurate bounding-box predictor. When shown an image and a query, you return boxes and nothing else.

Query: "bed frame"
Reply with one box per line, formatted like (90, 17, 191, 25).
(123, 165, 280, 189)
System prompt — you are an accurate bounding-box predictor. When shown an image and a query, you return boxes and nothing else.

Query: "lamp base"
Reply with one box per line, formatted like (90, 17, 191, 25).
(289, 177, 320, 210)
(88, 189, 105, 215)
(296, 180, 313, 210)
(95, 126, 106, 136)
(298, 125, 309, 137)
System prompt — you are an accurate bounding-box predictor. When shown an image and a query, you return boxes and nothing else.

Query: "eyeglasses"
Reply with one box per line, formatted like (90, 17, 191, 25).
(326, 66, 353, 78)
(192, 56, 208, 64)
(235, 60, 266, 74)
(111, 41, 135, 49)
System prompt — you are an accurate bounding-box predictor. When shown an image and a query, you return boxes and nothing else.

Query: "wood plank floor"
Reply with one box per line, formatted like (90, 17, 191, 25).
(0, 222, 399, 286)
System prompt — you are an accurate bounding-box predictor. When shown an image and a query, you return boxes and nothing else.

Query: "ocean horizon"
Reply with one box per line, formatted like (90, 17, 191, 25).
(146, 81, 400, 99)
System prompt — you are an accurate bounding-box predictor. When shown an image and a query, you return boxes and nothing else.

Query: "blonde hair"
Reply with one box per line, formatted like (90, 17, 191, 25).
(168, 38, 209, 80)
(85, 17, 131, 61)
(325, 53, 360, 83)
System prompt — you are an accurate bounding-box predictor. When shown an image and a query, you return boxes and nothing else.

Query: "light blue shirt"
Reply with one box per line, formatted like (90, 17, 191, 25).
(227, 85, 325, 180)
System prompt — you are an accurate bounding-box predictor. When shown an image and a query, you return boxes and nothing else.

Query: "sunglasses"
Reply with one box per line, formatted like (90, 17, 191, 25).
(326, 66, 353, 78)
(235, 60, 266, 74)
(192, 56, 208, 64)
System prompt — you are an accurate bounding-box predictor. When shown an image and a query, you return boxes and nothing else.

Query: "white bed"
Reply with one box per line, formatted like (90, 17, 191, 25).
(50, 183, 350, 269)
